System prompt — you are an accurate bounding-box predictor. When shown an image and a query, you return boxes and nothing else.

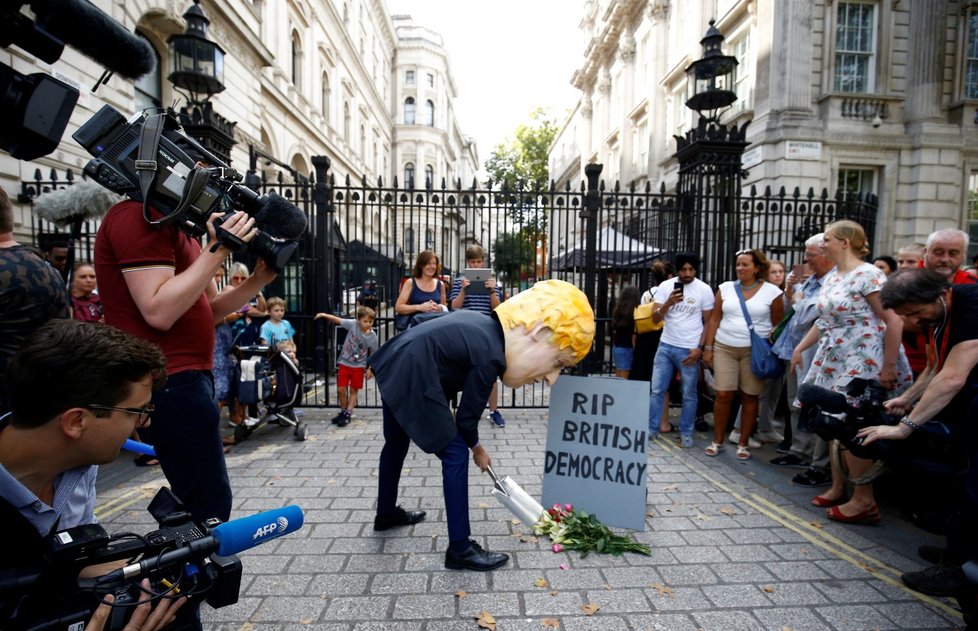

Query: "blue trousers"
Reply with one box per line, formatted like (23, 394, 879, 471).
(378, 400, 470, 543)
(648, 342, 700, 436)
(138, 370, 232, 523)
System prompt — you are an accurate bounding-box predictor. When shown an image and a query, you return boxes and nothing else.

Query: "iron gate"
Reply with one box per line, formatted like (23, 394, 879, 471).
(20, 159, 878, 408)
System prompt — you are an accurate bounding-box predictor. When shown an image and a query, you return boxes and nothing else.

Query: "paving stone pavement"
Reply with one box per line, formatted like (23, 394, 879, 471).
(94, 408, 967, 631)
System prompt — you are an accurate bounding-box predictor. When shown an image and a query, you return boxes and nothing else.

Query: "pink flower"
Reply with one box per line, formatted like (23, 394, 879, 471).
(564, 504, 573, 511)
(552, 544, 564, 553)
(552, 504, 562, 512)
(559, 563, 569, 570)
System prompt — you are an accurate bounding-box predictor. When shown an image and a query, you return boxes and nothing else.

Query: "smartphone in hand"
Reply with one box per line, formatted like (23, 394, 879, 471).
(674, 280, 684, 295)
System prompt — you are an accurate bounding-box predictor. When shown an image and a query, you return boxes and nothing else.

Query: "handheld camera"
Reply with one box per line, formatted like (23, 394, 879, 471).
(73, 105, 307, 271)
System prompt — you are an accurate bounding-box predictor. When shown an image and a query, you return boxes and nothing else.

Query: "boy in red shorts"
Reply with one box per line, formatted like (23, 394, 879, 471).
(315, 306, 378, 426)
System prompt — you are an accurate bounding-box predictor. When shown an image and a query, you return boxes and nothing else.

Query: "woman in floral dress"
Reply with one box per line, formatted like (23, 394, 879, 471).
(790, 220, 912, 524)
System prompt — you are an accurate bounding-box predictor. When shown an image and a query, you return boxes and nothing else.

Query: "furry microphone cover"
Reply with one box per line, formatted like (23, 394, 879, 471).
(32, 179, 122, 226)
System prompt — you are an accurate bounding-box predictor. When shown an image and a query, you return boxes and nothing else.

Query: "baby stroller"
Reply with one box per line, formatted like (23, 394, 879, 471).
(232, 344, 307, 442)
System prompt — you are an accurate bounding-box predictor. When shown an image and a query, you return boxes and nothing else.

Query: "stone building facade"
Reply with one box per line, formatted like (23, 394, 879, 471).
(1, 0, 479, 260)
(549, 0, 978, 259)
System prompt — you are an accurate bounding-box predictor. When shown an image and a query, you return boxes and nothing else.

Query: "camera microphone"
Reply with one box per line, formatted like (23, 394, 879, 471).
(28, 0, 157, 79)
(109, 505, 304, 582)
(31, 179, 121, 226)
(255, 193, 308, 240)
(796, 384, 848, 414)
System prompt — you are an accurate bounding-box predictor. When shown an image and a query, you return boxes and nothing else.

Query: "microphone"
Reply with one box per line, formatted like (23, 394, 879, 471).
(32, 179, 121, 226)
(255, 192, 308, 240)
(28, 0, 157, 79)
(112, 506, 304, 581)
(797, 384, 848, 414)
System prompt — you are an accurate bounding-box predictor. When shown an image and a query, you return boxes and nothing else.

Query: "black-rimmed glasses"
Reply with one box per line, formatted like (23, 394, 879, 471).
(87, 403, 155, 427)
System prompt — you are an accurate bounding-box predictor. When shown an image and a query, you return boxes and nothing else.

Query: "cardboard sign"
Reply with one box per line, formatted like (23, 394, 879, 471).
(541, 376, 650, 530)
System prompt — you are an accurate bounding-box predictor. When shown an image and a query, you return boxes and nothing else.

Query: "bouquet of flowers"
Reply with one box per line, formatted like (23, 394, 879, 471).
(532, 504, 651, 557)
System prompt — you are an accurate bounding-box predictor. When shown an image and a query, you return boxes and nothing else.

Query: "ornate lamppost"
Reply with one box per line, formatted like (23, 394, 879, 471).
(674, 19, 750, 284)
(168, 0, 236, 165)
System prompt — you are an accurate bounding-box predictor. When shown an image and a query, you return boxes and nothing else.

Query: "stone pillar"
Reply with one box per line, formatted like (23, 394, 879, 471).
(904, 0, 945, 122)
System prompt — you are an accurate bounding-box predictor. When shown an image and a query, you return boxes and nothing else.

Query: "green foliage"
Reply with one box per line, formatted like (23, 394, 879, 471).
(492, 229, 537, 282)
(532, 503, 651, 557)
(484, 108, 558, 232)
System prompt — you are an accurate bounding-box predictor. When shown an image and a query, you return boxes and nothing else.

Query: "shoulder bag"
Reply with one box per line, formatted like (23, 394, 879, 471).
(733, 284, 784, 379)
(633, 289, 664, 334)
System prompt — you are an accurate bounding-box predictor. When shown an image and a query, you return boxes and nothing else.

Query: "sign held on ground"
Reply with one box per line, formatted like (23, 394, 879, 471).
(541, 376, 649, 530)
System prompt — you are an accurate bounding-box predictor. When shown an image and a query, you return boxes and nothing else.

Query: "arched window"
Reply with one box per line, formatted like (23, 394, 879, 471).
(425, 100, 434, 126)
(291, 31, 303, 90)
(359, 124, 365, 154)
(425, 229, 435, 251)
(404, 162, 415, 188)
(424, 164, 434, 189)
(134, 33, 162, 111)
(321, 72, 330, 120)
(404, 97, 416, 125)
(343, 101, 351, 141)
(405, 227, 415, 253)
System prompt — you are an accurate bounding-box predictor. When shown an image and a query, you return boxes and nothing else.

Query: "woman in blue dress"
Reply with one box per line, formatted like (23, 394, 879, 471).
(395, 250, 447, 328)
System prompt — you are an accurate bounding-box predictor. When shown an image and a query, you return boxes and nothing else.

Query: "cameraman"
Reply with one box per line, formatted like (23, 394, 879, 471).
(0, 319, 184, 629)
(857, 268, 978, 606)
(95, 196, 274, 526)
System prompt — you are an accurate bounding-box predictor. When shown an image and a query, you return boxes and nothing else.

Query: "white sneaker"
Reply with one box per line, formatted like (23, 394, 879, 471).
(757, 431, 784, 444)
(729, 430, 760, 448)
(243, 416, 261, 428)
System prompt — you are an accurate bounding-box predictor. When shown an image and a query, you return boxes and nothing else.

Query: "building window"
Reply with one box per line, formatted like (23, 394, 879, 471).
(837, 167, 876, 195)
(425, 100, 434, 126)
(404, 97, 416, 124)
(321, 72, 330, 120)
(729, 29, 751, 114)
(967, 172, 978, 262)
(425, 229, 435, 251)
(343, 101, 351, 142)
(427, 72, 434, 87)
(406, 69, 415, 85)
(834, 2, 876, 93)
(405, 227, 415, 253)
(291, 30, 303, 90)
(359, 124, 365, 155)
(134, 33, 162, 111)
(425, 164, 434, 189)
(404, 162, 415, 188)
(965, 9, 978, 99)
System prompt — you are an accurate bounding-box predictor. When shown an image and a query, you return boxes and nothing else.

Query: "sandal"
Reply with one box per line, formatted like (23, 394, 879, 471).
(736, 445, 751, 461)
(811, 494, 847, 508)
(705, 442, 724, 457)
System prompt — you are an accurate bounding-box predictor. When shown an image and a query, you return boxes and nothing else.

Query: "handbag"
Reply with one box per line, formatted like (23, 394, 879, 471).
(633, 290, 664, 334)
(770, 304, 795, 343)
(394, 313, 414, 332)
(733, 284, 785, 379)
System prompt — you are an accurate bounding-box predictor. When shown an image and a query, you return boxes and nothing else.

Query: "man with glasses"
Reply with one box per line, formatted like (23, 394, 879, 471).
(0, 320, 187, 628)
(770, 233, 836, 487)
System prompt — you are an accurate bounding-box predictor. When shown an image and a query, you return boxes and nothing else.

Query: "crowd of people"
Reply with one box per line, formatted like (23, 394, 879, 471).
(612, 222, 978, 605)
(4, 169, 978, 624)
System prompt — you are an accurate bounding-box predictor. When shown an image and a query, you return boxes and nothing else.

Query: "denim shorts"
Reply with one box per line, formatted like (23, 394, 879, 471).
(612, 346, 634, 370)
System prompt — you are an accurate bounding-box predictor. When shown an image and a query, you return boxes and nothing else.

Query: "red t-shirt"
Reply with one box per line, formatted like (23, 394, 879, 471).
(904, 264, 977, 373)
(94, 201, 215, 374)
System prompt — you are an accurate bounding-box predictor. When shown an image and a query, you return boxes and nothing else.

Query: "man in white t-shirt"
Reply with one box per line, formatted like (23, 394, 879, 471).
(646, 253, 716, 448)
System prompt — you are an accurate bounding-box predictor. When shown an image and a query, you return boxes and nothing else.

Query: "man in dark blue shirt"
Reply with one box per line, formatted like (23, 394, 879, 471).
(369, 280, 594, 571)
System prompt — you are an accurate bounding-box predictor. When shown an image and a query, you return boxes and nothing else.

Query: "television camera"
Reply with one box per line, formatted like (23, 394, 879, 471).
(73, 104, 307, 271)
(1, 0, 157, 160)
(0, 488, 304, 631)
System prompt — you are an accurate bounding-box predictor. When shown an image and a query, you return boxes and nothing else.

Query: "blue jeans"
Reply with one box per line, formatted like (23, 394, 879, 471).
(139, 370, 231, 524)
(648, 342, 700, 436)
(378, 401, 471, 543)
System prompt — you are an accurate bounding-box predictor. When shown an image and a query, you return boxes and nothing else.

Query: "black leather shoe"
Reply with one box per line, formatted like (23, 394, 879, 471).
(901, 564, 969, 596)
(373, 506, 426, 531)
(444, 540, 509, 571)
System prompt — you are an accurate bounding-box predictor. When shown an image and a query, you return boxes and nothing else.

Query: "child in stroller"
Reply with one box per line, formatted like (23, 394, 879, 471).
(232, 341, 307, 442)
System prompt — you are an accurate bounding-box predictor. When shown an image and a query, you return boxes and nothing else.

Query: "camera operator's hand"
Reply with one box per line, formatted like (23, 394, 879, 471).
(855, 422, 912, 446)
(883, 395, 912, 416)
(252, 258, 277, 285)
(207, 211, 257, 251)
(86, 579, 186, 631)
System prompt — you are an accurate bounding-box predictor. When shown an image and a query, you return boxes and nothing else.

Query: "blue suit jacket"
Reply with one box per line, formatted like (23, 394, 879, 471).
(368, 310, 506, 453)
